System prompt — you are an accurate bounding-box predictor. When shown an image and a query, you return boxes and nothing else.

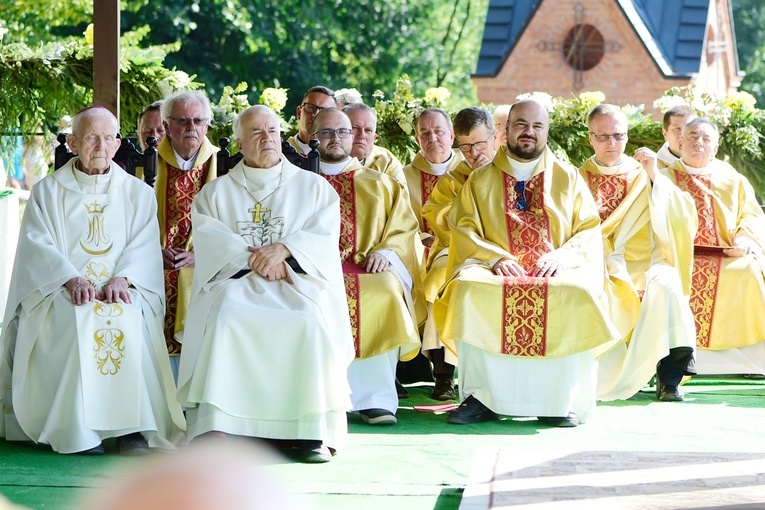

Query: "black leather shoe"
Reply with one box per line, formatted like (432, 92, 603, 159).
(431, 377, 456, 401)
(297, 440, 332, 463)
(116, 433, 151, 456)
(395, 378, 409, 399)
(538, 412, 578, 428)
(447, 395, 498, 424)
(75, 443, 105, 455)
(655, 372, 684, 402)
(657, 383, 684, 402)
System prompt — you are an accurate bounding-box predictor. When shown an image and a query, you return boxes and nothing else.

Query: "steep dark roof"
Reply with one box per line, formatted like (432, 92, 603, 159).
(474, 0, 717, 78)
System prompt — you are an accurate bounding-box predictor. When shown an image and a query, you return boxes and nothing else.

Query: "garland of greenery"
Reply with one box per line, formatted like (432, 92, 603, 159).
(2, 31, 763, 200)
(0, 27, 195, 159)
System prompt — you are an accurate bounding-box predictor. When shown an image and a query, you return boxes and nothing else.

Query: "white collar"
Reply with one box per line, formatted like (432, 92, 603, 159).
(320, 158, 351, 176)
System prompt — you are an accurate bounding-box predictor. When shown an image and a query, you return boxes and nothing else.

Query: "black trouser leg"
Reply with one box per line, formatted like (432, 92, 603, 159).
(657, 346, 696, 386)
(431, 348, 455, 380)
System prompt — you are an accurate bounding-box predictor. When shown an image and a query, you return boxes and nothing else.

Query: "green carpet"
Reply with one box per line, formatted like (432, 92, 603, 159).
(1, 377, 765, 509)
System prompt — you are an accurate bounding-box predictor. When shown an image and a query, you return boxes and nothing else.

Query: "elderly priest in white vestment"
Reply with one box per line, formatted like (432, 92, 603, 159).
(176, 105, 354, 463)
(0, 106, 185, 455)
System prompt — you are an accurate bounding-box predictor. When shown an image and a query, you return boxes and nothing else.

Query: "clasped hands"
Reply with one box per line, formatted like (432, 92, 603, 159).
(163, 248, 195, 270)
(492, 257, 561, 277)
(248, 243, 293, 283)
(65, 276, 132, 305)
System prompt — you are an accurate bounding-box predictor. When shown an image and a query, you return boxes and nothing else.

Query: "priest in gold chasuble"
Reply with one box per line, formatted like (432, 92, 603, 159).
(659, 118, 765, 376)
(580, 105, 697, 403)
(1, 107, 184, 454)
(420, 107, 497, 401)
(155, 91, 218, 376)
(403, 108, 464, 248)
(177, 106, 352, 462)
(344, 103, 407, 191)
(435, 100, 619, 427)
(313, 108, 423, 425)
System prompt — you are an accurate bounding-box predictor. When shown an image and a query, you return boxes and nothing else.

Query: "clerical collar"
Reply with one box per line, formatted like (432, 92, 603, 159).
(506, 153, 540, 181)
(656, 142, 680, 166)
(425, 151, 454, 176)
(592, 156, 625, 175)
(172, 147, 199, 171)
(680, 159, 708, 175)
(243, 160, 282, 182)
(73, 164, 112, 194)
(320, 158, 351, 175)
(295, 136, 311, 155)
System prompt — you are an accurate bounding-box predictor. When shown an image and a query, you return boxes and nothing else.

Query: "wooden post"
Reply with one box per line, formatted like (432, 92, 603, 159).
(93, 0, 120, 123)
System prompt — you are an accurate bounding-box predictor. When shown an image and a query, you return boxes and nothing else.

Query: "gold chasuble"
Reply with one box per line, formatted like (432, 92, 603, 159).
(435, 148, 619, 358)
(403, 151, 465, 237)
(322, 159, 424, 361)
(365, 144, 407, 189)
(421, 160, 474, 302)
(154, 136, 218, 354)
(662, 159, 765, 350)
(580, 157, 649, 337)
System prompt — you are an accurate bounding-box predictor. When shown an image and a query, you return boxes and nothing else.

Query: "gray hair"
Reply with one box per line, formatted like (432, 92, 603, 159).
(416, 108, 453, 132)
(343, 102, 377, 125)
(233, 105, 281, 140)
(161, 90, 212, 125)
(682, 117, 719, 137)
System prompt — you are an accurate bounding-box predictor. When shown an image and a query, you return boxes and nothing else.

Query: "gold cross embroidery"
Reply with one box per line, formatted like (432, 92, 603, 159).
(249, 203, 268, 222)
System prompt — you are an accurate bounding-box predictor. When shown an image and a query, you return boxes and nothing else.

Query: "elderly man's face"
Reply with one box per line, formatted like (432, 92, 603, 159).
(506, 102, 549, 161)
(663, 114, 695, 156)
(313, 110, 353, 163)
(456, 124, 496, 169)
(297, 92, 336, 139)
(415, 112, 455, 164)
(138, 110, 166, 151)
(164, 99, 209, 159)
(588, 113, 628, 167)
(236, 110, 282, 168)
(67, 113, 120, 175)
(680, 123, 719, 168)
(347, 108, 377, 160)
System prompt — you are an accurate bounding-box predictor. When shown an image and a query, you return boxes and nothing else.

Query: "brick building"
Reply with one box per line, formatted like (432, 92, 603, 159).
(472, 0, 742, 115)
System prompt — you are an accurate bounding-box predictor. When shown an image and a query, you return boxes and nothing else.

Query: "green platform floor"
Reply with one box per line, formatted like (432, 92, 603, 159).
(1, 376, 765, 509)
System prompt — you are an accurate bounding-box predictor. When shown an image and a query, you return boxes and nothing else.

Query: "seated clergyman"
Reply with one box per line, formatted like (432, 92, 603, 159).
(313, 108, 424, 426)
(0, 106, 185, 455)
(659, 117, 765, 376)
(176, 105, 354, 463)
(434, 99, 620, 428)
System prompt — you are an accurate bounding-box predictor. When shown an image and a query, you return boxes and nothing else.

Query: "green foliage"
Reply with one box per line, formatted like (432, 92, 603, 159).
(120, 0, 486, 111)
(0, 28, 198, 157)
(732, 0, 765, 107)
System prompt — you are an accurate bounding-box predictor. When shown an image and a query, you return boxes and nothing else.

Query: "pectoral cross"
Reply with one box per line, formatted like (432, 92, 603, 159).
(249, 203, 268, 222)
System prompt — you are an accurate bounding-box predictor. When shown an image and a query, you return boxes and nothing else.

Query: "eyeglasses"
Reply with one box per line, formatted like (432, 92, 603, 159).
(456, 136, 493, 154)
(514, 181, 529, 211)
(301, 103, 327, 115)
(589, 132, 627, 143)
(168, 116, 209, 127)
(313, 128, 353, 140)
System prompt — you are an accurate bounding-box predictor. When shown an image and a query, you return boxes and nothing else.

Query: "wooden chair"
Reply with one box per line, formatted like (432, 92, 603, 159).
(54, 133, 159, 186)
(216, 137, 321, 176)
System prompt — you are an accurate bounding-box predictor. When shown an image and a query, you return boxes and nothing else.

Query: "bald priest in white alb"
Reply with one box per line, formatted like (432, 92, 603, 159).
(177, 105, 354, 463)
(0, 106, 185, 455)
